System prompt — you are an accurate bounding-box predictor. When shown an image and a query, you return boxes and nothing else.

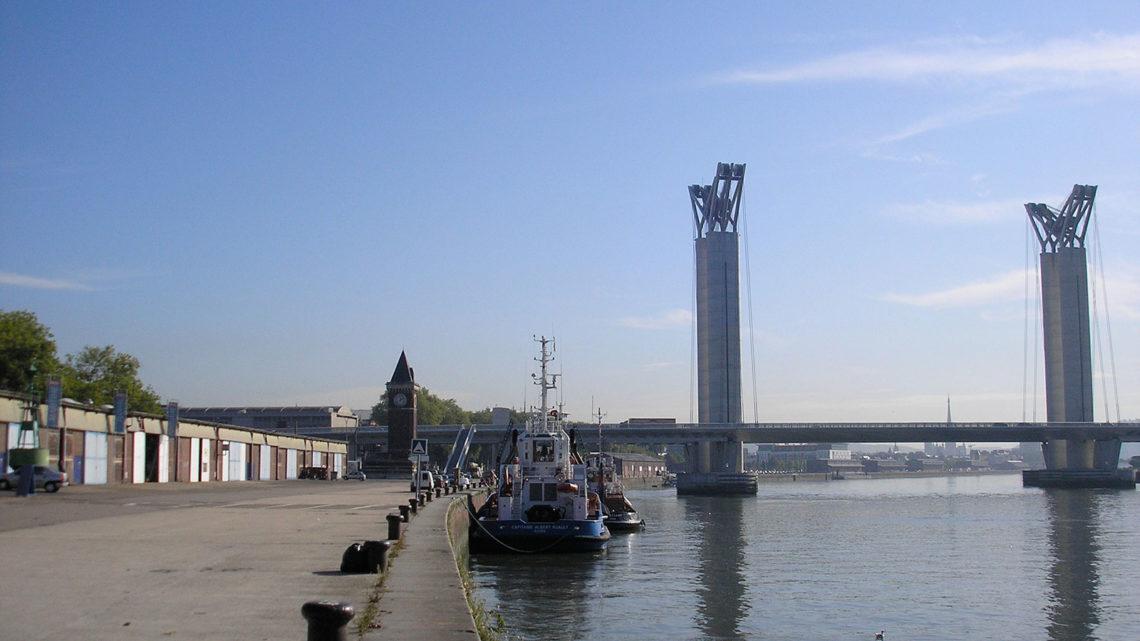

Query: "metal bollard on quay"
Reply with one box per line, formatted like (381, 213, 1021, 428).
(387, 512, 402, 539)
(302, 600, 354, 641)
(398, 504, 410, 521)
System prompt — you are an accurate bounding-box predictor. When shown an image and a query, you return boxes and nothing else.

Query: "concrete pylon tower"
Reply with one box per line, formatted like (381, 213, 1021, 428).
(1026, 185, 1104, 469)
(690, 162, 745, 426)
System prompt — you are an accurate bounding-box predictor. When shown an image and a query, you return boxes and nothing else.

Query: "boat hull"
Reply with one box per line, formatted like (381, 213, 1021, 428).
(603, 514, 645, 532)
(469, 518, 611, 553)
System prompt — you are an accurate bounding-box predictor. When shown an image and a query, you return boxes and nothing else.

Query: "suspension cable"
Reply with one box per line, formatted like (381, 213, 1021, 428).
(690, 233, 697, 423)
(1088, 222, 1110, 422)
(740, 190, 759, 424)
(1023, 217, 1032, 422)
(1092, 204, 1121, 422)
(1033, 246, 1041, 422)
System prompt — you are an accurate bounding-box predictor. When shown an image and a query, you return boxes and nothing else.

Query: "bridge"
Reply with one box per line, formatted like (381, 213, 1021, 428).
(315, 420, 1140, 460)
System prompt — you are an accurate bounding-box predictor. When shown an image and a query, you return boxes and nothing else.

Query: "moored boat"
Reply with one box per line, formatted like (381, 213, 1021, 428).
(587, 452, 645, 533)
(468, 337, 610, 553)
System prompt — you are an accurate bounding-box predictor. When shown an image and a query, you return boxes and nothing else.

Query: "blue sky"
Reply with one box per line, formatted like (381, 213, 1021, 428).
(3, 2, 1138, 426)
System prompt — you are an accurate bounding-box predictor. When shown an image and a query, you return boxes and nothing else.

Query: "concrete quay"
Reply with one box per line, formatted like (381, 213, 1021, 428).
(0, 479, 479, 641)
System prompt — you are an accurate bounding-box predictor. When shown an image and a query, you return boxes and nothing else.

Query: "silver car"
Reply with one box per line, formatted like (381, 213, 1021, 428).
(0, 465, 69, 493)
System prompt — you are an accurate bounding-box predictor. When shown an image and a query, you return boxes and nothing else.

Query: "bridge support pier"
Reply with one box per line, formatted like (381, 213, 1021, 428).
(1026, 438, 1133, 489)
(678, 438, 755, 495)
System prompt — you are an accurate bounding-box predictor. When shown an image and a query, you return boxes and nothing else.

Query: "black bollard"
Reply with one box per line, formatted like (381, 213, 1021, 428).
(301, 600, 354, 641)
(398, 504, 410, 521)
(435, 487, 441, 498)
(408, 498, 418, 514)
(387, 512, 402, 539)
(16, 465, 35, 497)
(362, 540, 390, 573)
(424, 489, 432, 502)
(417, 493, 425, 507)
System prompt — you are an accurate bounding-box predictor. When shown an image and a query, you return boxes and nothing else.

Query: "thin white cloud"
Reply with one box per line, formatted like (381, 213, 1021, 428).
(880, 198, 1027, 225)
(721, 33, 1140, 159)
(1096, 263, 1140, 322)
(617, 309, 692, 330)
(884, 270, 1026, 308)
(863, 96, 1021, 155)
(885, 263, 1140, 319)
(719, 33, 1140, 86)
(0, 271, 94, 291)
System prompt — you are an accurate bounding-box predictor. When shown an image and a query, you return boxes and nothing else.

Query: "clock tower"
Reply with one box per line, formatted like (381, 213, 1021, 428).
(385, 351, 418, 464)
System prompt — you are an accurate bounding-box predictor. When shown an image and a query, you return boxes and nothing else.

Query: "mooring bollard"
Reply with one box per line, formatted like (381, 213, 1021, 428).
(387, 512, 402, 539)
(424, 489, 432, 502)
(362, 540, 390, 574)
(302, 600, 354, 641)
(408, 498, 418, 514)
(398, 504, 410, 522)
(417, 493, 425, 507)
(435, 487, 441, 498)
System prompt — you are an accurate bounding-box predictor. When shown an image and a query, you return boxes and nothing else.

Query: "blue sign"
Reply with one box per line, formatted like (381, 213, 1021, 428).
(113, 392, 127, 434)
(46, 380, 62, 428)
(166, 402, 179, 438)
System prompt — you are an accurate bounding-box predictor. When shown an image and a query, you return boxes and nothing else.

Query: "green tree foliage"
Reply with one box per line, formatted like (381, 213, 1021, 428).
(468, 407, 529, 425)
(61, 345, 162, 413)
(0, 310, 60, 393)
(370, 387, 471, 426)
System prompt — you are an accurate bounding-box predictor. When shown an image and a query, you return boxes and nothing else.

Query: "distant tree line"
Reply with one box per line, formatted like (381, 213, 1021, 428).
(369, 389, 528, 427)
(0, 309, 162, 412)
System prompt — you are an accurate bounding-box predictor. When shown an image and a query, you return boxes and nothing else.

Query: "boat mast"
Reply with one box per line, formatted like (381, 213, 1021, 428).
(533, 336, 558, 432)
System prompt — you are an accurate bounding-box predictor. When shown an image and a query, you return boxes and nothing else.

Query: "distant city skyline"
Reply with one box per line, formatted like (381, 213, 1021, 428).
(3, 3, 1138, 427)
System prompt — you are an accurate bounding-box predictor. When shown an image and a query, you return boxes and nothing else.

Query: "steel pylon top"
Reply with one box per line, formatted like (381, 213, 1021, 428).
(1025, 184, 1097, 252)
(689, 162, 745, 238)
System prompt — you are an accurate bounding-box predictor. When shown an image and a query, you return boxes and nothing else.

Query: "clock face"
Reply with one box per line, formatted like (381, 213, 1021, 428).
(392, 393, 407, 408)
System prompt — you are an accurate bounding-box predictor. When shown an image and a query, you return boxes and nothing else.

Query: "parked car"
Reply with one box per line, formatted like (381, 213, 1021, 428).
(0, 465, 68, 492)
(344, 469, 366, 481)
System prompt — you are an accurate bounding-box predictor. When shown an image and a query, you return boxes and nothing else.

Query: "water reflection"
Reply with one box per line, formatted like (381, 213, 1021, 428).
(681, 496, 749, 641)
(1044, 489, 1102, 641)
(470, 553, 603, 641)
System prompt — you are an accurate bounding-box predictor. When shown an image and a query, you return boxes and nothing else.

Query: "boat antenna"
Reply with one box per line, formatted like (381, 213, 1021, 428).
(595, 407, 606, 456)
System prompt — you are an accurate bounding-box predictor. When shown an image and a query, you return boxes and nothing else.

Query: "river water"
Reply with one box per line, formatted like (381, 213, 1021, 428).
(467, 473, 1139, 641)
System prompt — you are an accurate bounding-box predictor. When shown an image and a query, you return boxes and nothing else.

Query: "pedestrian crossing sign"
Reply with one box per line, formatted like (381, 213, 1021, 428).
(410, 439, 428, 456)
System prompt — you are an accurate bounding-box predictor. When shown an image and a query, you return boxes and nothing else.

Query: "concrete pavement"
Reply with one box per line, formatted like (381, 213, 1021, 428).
(0, 479, 479, 640)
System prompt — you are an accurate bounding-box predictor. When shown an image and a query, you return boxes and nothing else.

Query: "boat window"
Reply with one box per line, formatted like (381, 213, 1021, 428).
(529, 483, 544, 501)
(544, 483, 558, 501)
(533, 440, 555, 462)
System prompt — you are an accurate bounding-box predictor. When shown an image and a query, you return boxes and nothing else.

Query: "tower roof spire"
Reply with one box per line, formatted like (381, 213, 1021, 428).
(390, 351, 414, 384)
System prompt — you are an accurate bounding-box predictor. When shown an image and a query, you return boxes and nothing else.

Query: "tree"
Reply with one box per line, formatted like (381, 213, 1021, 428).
(370, 387, 471, 426)
(61, 345, 162, 413)
(0, 310, 61, 393)
(469, 407, 529, 425)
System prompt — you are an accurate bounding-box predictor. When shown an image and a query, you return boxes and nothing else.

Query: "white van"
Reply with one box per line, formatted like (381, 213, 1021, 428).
(410, 470, 437, 492)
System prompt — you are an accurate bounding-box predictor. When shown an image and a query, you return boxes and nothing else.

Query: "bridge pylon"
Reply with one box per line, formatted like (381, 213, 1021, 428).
(681, 162, 756, 495)
(1024, 185, 1131, 488)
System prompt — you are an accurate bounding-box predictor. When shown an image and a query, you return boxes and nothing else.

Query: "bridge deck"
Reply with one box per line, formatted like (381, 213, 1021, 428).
(319, 422, 1140, 447)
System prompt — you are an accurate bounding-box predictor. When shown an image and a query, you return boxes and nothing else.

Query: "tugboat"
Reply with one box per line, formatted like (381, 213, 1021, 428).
(469, 337, 610, 553)
(588, 452, 645, 532)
